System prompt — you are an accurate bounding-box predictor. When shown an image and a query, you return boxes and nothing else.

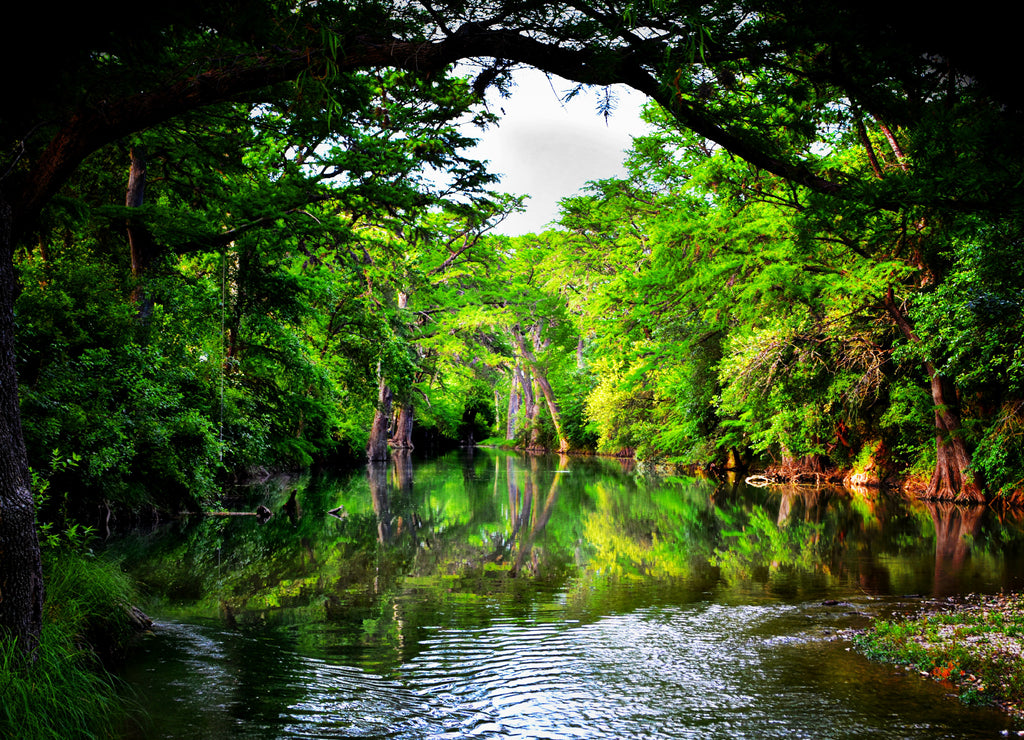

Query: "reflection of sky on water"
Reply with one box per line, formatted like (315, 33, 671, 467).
(135, 603, 1013, 738)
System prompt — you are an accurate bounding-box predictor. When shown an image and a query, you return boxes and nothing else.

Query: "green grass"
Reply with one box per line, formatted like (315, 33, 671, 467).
(854, 594, 1024, 717)
(1, 551, 140, 739)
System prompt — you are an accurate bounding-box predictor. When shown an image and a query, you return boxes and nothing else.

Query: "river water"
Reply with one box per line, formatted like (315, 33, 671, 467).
(111, 451, 1024, 738)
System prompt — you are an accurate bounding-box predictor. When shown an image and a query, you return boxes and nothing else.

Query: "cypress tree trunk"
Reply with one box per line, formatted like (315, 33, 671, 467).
(925, 370, 983, 501)
(126, 146, 159, 279)
(367, 378, 392, 462)
(884, 288, 983, 502)
(512, 328, 569, 453)
(390, 402, 414, 449)
(506, 366, 523, 440)
(126, 146, 160, 315)
(526, 376, 543, 451)
(0, 196, 44, 653)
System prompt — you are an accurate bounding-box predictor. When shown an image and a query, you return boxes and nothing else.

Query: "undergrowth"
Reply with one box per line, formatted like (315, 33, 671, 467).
(854, 594, 1024, 718)
(1, 551, 139, 738)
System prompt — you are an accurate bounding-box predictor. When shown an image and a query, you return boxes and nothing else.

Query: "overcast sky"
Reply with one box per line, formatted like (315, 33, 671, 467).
(463, 68, 651, 235)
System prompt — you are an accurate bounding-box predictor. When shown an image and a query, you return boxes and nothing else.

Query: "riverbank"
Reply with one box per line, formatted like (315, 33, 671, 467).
(0, 551, 148, 737)
(853, 593, 1024, 721)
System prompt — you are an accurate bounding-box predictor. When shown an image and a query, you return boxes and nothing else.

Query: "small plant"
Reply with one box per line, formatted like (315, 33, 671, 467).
(2, 550, 139, 737)
(32, 449, 94, 551)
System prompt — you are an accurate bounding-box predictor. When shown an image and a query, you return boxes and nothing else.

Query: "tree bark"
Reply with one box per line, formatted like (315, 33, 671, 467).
(0, 195, 44, 653)
(390, 401, 414, 450)
(926, 371, 983, 501)
(506, 366, 523, 440)
(512, 327, 570, 453)
(884, 288, 983, 502)
(126, 146, 159, 279)
(367, 377, 392, 462)
(126, 146, 161, 312)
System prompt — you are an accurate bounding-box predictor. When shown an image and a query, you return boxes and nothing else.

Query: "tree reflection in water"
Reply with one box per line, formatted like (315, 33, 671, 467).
(111, 451, 1024, 739)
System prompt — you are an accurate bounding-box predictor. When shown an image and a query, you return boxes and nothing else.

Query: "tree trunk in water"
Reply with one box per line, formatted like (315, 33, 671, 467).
(367, 461, 390, 544)
(367, 378, 392, 462)
(925, 369, 983, 501)
(929, 502, 984, 596)
(884, 288, 982, 502)
(390, 402, 414, 449)
(0, 196, 44, 653)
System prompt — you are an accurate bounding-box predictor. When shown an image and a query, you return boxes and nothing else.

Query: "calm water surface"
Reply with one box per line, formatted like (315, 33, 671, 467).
(111, 451, 1024, 738)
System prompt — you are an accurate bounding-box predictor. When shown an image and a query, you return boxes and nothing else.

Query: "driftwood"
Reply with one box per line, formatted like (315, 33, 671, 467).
(196, 504, 273, 521)
(125, 604, 154, 632)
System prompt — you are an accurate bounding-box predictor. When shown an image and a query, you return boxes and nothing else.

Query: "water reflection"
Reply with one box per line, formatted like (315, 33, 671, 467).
(112, 452, 1024, 738)
(930, 502, 984, 597)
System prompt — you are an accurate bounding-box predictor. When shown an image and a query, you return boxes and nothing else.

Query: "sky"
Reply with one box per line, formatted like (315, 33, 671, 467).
(463, 68, 651, 236)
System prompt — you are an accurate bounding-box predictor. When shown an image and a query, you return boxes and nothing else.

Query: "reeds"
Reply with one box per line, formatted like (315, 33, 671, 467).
(1, 552, 138, 738)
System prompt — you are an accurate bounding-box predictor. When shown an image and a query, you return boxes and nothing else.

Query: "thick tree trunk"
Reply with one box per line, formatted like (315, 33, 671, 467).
(367, 378, 393, 462)
(0, 196, 44, 653)
(126, 146, 159, 279)
(531, 370, 570, 453)
(506, 366, 523, 440)
(126, 146, 160, 314)
(512, 328, 569, 453)
(884, 288, 982, 502)
(390, 401, 414, 449)
(494, 388, 502, 438)
(925, 369, 983, 501)
(514, 366, 543, 450)
(526, 379, 544, 451)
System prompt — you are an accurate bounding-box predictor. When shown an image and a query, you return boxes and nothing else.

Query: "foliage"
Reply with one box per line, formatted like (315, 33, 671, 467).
(3, 0, 1024, 542)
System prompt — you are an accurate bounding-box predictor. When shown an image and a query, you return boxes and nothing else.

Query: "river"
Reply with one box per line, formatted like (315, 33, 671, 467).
(109, 450, 1024, 738)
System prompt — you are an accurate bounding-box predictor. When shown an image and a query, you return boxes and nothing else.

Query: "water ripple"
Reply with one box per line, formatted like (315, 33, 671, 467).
(132, 601, 1011, 739)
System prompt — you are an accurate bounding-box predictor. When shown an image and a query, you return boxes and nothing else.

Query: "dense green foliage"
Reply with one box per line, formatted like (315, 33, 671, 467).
(493, 104, 1024, 498)
(4, 0, 1024, 529)
(3, 3, 1023, 733)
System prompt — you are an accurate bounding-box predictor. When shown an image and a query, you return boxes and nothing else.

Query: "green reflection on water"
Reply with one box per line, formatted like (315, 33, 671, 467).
(111, 450, 1024, 738)
(111, 450, 1024, 644)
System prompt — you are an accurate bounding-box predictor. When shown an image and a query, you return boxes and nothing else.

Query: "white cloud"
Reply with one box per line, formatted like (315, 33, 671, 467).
(467, 68, 650, 235)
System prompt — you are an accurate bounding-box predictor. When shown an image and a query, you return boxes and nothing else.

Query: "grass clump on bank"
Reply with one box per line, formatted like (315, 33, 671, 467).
(1, 551, 140, 738)
(854, 594, 1024, 717)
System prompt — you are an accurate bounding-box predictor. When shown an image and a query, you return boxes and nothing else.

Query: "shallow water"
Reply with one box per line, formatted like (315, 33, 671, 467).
(113, 451, 1024, 738)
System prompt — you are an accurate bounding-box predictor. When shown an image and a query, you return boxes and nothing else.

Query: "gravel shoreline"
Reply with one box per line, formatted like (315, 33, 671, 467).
(854, 593, 1024, 721)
